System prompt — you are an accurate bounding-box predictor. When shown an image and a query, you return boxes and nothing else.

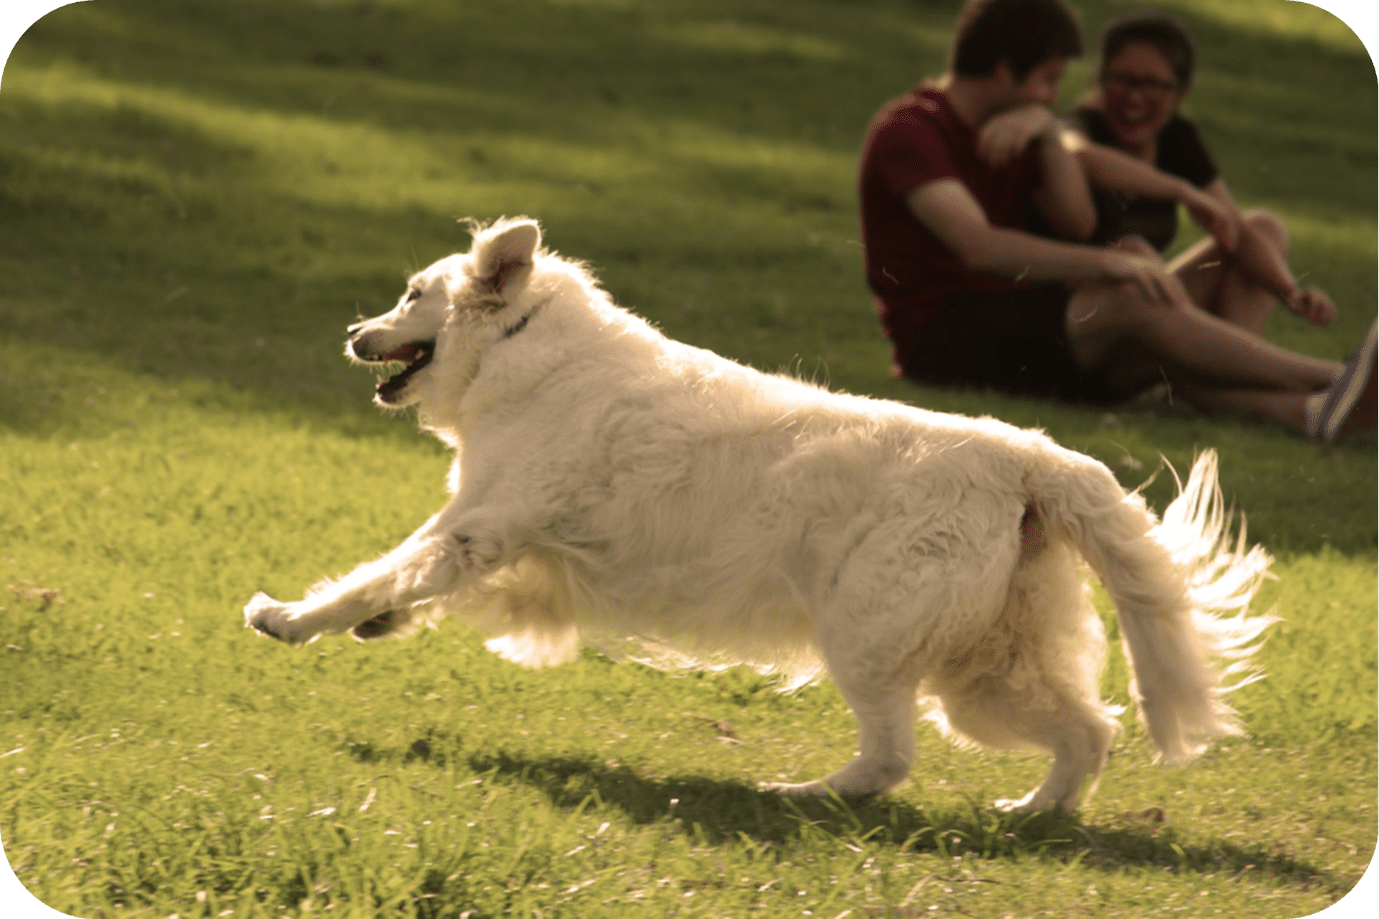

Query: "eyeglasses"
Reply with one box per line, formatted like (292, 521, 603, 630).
(1102, 71, 1179, 101)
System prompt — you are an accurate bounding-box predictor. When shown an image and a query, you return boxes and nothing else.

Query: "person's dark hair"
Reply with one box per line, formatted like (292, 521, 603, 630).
(951, 0, 1083, 81)
(1099, 10, 1196, 87)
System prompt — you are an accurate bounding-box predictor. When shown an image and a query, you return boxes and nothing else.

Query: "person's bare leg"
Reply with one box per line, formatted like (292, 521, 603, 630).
(1183, 317, 1377, 439)
(1174, 385, 1309, 432)
(1079, 335, 1315, 432)
(1171, 209, 1293, 334)
(1065, 282, 1341, 393)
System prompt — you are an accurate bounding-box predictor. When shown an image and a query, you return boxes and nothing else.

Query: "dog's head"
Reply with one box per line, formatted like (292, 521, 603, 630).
(346, 218, 543, 409)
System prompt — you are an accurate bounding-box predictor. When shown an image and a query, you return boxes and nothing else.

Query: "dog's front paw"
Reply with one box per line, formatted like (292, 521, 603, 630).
(244, 592, 312, 646)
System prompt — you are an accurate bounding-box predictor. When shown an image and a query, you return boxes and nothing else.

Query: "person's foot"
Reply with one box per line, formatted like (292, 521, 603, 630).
(1305, 318, 1377, 443)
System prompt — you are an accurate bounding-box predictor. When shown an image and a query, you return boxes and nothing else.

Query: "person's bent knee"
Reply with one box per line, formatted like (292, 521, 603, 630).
(1109, 235, 1158, 258)
(1242, 207, 1290, 256)
(1067, 283, 1183, 341)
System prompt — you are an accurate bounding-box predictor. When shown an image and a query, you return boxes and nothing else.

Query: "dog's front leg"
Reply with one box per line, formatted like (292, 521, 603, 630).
(244, 506, 509, 646)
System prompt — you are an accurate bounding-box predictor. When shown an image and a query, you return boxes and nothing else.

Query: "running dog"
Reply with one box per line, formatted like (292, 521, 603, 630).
(245, 218, 1275, 811)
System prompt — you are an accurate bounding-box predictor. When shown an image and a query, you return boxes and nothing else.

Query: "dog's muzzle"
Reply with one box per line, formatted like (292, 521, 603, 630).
(348, 330, 436, 400)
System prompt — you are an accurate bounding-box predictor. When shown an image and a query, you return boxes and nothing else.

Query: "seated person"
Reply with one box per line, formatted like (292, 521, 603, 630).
(858, 0, 1374, 443)
(1038, 9, 1336, 331)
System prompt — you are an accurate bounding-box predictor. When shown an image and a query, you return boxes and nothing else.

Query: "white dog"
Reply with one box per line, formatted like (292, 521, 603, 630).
(245, 218, 1275, 811)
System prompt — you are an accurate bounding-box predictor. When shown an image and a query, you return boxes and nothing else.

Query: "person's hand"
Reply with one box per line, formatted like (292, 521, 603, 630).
(1101, 250, 1189, 305)
(977, 105, 1055, 167)
(1285, 287, 1338, 326)
(1180, 185, 1239, 253)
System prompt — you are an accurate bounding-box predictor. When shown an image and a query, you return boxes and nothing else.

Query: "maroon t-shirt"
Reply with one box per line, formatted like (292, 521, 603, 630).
(859, 85, 1044, 365)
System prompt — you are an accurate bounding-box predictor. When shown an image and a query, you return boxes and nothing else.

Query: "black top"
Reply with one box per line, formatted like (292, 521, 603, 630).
(1067, 106, 1218, 251)
(1025, 106, 1219, 251)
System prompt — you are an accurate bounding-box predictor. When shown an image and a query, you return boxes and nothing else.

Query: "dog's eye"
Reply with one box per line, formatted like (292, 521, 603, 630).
(406, 288, 422, 302)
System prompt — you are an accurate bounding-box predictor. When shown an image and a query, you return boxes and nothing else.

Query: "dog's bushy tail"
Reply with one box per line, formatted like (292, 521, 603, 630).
(1032, 449, 1276, 763)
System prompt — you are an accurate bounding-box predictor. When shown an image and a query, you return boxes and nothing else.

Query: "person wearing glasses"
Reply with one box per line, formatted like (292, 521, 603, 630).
(859, 0, 1375, 442)
(1045, 10, 1338, 330)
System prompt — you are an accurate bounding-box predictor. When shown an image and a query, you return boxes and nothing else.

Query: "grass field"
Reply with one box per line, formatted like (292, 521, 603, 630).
(1, 1, 1375, 917)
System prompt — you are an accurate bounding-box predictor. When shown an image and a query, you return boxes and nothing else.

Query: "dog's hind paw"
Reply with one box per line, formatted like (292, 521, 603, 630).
(244, 592, 310, 646)
(993, 792, 1066, 814)
(993, 796, 1032, 814)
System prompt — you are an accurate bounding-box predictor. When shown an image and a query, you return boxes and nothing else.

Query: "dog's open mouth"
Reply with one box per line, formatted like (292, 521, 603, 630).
(372, 341, 435, 399)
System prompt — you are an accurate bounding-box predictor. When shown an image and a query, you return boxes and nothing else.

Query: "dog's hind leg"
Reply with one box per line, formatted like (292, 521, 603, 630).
(761, 516, 1018, 799)
(762, 668, 920, 797)
(940, 678, 1115, 813)
(763, 587, 925, 798)
(934, 513, 1118, 812)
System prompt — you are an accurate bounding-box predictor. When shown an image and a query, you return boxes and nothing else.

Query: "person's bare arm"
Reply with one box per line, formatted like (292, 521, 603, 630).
(1072, 138, 1238, 251)
(904, 177, 1185, 302)
(978, 105, 1095, 241)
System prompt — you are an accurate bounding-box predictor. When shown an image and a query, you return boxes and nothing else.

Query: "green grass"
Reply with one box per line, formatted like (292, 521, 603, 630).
(1, 1, 1375, 917)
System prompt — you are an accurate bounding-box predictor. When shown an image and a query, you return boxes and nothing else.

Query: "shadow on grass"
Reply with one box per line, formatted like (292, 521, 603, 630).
(448, 749, 1328, 888)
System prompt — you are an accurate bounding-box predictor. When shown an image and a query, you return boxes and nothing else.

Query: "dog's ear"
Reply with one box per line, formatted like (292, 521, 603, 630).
(468, 219, 541, 309)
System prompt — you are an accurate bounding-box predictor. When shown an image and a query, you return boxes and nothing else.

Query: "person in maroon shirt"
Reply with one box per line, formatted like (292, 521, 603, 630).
(860, 0, 1374, 442)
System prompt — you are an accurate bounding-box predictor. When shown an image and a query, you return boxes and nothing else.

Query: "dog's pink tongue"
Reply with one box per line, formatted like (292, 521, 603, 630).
(383, 345, 420, 362)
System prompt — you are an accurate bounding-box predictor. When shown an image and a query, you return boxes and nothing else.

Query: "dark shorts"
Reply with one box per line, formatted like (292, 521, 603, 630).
(899, 285, 1117, 405)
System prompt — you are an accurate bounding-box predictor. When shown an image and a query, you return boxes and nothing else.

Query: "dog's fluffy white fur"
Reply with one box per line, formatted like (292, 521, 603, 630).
(245, 218, 1276, 811)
